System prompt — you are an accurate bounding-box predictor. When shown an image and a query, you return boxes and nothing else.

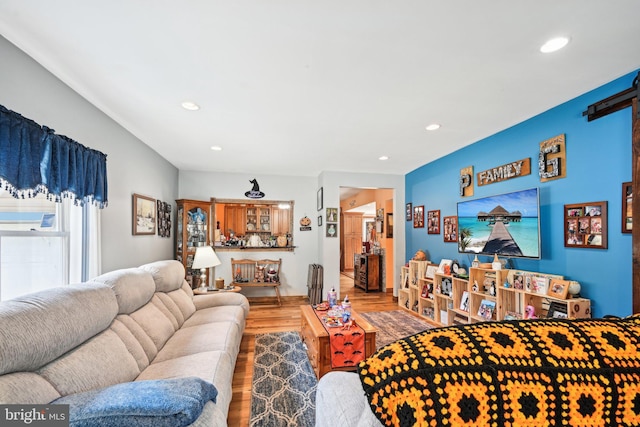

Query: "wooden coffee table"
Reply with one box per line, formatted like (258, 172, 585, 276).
(300, 305, 377, 379)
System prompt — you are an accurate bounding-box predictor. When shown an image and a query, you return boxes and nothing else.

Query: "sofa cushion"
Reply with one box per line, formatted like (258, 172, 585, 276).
(153, 321, 241, 364)
(0, 372, 62, 404)
(53, 377, 217, 427)
(137, 351, 235, 416)
(92, 267, 155, 314)
(168, 286, 197, 321)
(130, 300, 177, 352)
(140, 260, 187, 293)
(115, 314, 158, 364)
(38, 329, 140, 397)
(0, 283, 117, 375)
(182, 305, 246, 331)
(110, 318, 151, 372)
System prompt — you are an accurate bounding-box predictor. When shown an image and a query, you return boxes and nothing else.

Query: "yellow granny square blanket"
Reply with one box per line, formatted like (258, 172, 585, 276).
(358, 316, 640, 426)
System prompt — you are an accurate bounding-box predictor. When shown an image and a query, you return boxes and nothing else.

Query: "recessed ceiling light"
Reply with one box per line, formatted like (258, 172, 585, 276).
(540, 36, 570, 53)
(426, 123, 441, 131)
(210, 146, 222, 151)
(181, 101, 200, 111)
(379, 155, 389, 161)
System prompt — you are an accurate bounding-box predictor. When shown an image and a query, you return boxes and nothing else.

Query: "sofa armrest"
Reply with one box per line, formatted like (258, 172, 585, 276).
(315, 372, 383, 427)
(193, 293, 250, 317)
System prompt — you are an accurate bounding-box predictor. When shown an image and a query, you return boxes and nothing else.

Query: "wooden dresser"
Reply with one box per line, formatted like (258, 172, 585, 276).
(354, 254, 381, 292)
(299, 305, 377, 379)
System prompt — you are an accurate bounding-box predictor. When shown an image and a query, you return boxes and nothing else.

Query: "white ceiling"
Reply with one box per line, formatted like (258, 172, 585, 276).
(1, 1, 639, 177)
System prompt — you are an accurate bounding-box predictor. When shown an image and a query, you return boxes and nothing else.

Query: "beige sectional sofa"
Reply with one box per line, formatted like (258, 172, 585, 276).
(0, 260, 249, 426)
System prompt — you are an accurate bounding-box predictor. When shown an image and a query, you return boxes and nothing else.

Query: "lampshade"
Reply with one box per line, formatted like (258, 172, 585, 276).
(192, 246, 221, 269)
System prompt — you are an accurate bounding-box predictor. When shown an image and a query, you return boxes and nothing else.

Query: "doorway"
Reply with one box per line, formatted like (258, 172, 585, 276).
(339, 187, 394, 291)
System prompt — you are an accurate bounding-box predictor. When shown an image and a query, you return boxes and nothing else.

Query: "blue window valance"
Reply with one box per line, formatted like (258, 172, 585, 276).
(0, 104, 108, 208)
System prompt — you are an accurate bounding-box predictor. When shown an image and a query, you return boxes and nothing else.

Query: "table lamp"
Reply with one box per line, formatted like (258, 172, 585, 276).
(191, 246, 221, 290)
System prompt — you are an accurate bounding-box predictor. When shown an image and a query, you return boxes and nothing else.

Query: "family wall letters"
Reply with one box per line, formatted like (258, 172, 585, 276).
(476, 158, 531, 186)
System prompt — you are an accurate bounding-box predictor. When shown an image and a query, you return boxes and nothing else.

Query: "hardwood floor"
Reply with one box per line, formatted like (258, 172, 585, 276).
(227, 272, 399, 426)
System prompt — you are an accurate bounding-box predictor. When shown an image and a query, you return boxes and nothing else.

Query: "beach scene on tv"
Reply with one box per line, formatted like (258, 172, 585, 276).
(457, 188, 540, 259)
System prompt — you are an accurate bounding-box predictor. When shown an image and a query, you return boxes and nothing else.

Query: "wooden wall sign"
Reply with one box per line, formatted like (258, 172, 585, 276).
(539, 134, 567, 182)
(460, 166, 474, 197)
(476, 158, 531, 186)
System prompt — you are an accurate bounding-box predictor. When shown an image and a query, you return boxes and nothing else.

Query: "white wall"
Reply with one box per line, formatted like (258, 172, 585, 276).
(179, 171, 318, 297)
(0, 36, 178, 273)
(180, 170, 405, 299)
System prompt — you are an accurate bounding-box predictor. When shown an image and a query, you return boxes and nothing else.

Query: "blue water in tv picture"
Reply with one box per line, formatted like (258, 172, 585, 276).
(457, 188, 540, 259)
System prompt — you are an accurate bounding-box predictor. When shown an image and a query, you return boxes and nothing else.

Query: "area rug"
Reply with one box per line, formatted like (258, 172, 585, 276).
(249, 331, 317, 427)
(359, 309, 435, 349)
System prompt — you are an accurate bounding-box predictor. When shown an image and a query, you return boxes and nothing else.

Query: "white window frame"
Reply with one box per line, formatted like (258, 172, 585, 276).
(0, 198, 99, 301)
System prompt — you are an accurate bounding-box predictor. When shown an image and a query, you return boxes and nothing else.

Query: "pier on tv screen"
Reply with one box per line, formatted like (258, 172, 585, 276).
(457, 187, 540, 259)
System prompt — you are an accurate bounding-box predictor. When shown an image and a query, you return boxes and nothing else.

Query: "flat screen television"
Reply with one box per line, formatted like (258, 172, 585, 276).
(457, 187, 540, 259)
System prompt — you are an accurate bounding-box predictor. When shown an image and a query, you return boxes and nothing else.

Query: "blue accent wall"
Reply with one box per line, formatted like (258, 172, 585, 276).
(406, 70, 637, 318)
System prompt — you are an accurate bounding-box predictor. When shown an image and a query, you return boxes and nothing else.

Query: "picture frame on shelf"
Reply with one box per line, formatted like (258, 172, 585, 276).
(317, 187, 323, 211)
(132, 193, 157, 235)
(413, 205, 424, 228)
(460, 291, 469, 312)
(426, 265, 438, 279)
(477, 299, 496, 320)
(427, 210, 440, 234)
(547, 301, 568, 318)
(623, 182, 632, 233)
(564, 201, 607, 249)
(440, 277, 452, 297)
(548, 279, 570, 299)
(531, 276, 549, 295)
(504, 311, 522, 320)
(512, 273, 525, 290)
(406, 203, 413, 221)
(443, 216, 457, 242)
(437, 259, 453, 274)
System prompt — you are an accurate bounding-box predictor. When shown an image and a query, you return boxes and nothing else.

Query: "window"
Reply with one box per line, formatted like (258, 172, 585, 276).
(0, 189, 99, 301)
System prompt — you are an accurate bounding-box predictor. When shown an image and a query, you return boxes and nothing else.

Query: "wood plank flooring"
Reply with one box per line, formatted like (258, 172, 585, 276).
(227, 272, 399, 426)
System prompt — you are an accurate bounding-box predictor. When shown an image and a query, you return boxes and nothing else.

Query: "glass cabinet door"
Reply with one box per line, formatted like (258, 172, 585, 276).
(175, 200, 211, 288)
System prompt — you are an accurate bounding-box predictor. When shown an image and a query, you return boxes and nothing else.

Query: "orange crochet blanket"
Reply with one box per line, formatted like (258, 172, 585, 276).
(359, 316, 640, 426)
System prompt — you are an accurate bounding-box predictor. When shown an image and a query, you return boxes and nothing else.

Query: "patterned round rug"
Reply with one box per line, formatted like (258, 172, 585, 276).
(249, 331, 317, 427)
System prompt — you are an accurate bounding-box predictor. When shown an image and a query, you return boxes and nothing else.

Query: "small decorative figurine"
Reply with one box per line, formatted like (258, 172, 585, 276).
(413, 250, 427, 261)
(472, 280, 478, 292)
(491, 253, 502, 270)
(525, 305, 537, 319)
(472, 255, 480, 268)
(489, 282, 496, 297)
(503, 279, 510, 288)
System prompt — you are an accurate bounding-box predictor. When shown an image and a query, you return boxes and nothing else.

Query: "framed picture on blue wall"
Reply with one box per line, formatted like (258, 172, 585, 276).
(564, 201, 607, 249)
(623, 182, 632, 233)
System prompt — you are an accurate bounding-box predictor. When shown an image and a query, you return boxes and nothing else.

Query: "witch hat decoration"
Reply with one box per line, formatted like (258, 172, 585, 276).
(245, 178, 265, 199)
